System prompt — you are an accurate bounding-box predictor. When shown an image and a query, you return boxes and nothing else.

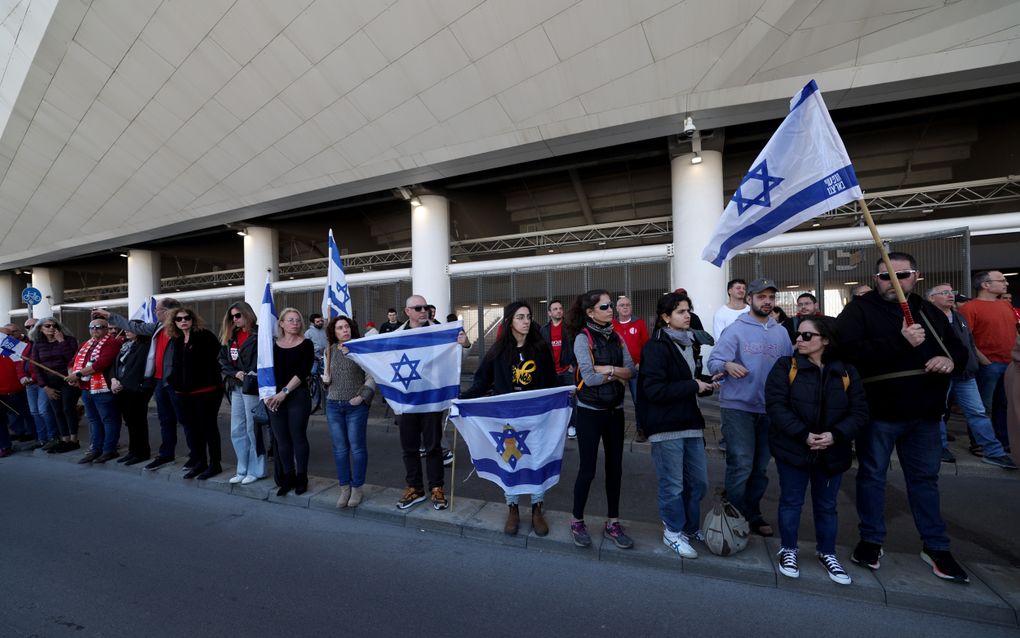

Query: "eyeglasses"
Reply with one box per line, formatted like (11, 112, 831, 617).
(931, 290, 958, 297)
(876, 270, 916, 281)
(174, 315, 193, 323)
(987, 279, 1008, 284)
(796, 331, 820, 341)
(596, 302, 615, 311)
(407, 305, 428, 312)
(88, 325, 108, 330)
(230, 313, 243, 319)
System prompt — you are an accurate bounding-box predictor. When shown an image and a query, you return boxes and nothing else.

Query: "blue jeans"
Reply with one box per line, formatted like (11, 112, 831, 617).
(229, 389, 265, 478)
(325, 399, 369, 487)
(650, 437, 708, 535)
(976, 362, 1009, 446)
(943, 378, 1005, 457)
(856, 418, 950, 550)
(82, 391, 121, 454)
(27, 384, 57, 441)
(154, 378, 190, 459)
(776, 460, 842, 554)
(720, 408, 771, 524)
(506, 491, 545, 506)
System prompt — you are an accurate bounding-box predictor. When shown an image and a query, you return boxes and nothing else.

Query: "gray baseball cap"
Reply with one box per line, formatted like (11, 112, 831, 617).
(747, 278, 779, 295)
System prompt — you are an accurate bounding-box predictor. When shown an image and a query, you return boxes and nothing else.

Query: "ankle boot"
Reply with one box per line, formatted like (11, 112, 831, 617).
(295, 472, 308, 495)
(348, 486, 363, 507)
(532, 502, 549, 537)
(336, 484, 352, 508)
(277, 472, 294, 497)
(504, 504, 520, 536)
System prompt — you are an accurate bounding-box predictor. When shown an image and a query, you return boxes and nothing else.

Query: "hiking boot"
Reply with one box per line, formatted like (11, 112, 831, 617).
(981, 454, 1019, 470)
(663, 529, 697, 558)
(940, 448, 956, 463)
(817, 553, 851, 585)
(921, 547, 969, 583)
(397, 486, 426, 510)
(531, 503, 549, 537)
(430, 487, 448, 510)
(777, 548, 799, 578)
(504, 504, 520, 536)
(851, 540, 883, 570)
(570, 520, 592, 547)
(603, 521, 634, 549)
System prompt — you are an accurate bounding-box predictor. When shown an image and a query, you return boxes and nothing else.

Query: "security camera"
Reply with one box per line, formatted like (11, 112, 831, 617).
(682, 116, 696, 136)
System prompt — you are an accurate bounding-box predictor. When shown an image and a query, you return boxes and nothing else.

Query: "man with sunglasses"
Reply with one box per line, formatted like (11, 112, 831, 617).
(836, 252, 970, 583)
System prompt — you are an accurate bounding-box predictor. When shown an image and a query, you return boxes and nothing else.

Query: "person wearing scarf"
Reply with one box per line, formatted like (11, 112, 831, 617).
(67, 318, 122, 464)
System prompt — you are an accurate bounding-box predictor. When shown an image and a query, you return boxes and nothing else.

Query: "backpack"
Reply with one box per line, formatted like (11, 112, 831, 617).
(788, 357, 849, 391)
(703, 498, 750, 556)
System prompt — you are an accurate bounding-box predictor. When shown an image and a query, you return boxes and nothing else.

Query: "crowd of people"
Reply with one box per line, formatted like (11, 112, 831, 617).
(2, 252, 1018, 588)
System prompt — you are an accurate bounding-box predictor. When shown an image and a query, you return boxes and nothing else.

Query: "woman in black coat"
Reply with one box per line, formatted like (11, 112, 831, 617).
(765, 316, 868, 585)
(110, 322, 153, 465)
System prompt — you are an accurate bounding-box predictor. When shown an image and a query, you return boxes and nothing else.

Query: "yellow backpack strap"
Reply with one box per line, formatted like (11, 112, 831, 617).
(841, 371, 850, 392)
(788, 357, 797, 385)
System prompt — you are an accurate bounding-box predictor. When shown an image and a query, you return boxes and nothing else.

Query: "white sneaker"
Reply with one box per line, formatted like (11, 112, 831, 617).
(663, 529, 698, 558)
(228, 475, 244, 484)
(817, 553, 852, 585)
(567, 426, 577, 439)
(240, 475, 259, 485)
(777, 547, 799, 578)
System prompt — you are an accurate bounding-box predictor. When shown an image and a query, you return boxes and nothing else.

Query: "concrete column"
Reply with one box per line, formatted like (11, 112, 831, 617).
(31, 267, 63, 319)
(671, 149, 726, 321)
(0, 274, 13, 324)
(127, 249, 161, 316)
(243, 226, 278, 310)
(410, 194, 451, 317)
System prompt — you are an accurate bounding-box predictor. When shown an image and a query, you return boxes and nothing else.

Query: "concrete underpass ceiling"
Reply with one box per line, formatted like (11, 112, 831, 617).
(1, 0, 1019, 269)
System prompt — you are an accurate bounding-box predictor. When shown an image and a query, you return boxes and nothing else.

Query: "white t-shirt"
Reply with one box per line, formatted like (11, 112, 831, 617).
(713, 304, 749, 339)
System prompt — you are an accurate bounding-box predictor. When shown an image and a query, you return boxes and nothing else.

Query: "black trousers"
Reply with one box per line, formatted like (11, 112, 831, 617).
(397, 411, 444, 490)
(46, 380, 81, 438)
(572, 406, 625, 520)
(116, 388, 153, 459)
(178, 389, 223, 466)
(268, 387, 311, 476)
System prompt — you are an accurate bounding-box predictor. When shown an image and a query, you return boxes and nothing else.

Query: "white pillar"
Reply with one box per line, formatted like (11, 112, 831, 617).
(127, 249, 161, 315)
(410, 194, 451, 317)
(671, 150, 726, 321)
(31, 267, 63, 319)
(243, 226, 278, 310)
(0, 274, 12, 324)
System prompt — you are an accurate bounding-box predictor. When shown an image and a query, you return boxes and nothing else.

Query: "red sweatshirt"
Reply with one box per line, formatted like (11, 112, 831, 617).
(613, 317, 649, 365)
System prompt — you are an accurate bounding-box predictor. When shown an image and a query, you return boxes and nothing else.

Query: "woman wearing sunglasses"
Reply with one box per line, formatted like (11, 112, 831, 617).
(28, 318, 82, 453)
(564, 289, 637, 549)
(764, 316, 868, 584)
(218, 302, 265, 485)
(166, 308, 224, 480)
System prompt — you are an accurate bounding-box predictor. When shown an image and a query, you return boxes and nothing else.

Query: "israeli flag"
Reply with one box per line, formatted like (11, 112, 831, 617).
(0, 334, 27, 360)
(321, 229, 351, 319)
(129, 296, 157, 323)
(450, 387, 573, 496)
(256, 275, 277, 401)
(344, 321, 463, 414)
(702, 80, 863, 266)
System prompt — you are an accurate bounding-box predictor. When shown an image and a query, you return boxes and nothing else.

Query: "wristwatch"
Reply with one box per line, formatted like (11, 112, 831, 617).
(75, 371, 83, 379)
(282, 386, 289, 395)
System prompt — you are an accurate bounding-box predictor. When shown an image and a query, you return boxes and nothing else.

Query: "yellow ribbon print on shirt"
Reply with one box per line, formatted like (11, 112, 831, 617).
(511, 359, 536, 386)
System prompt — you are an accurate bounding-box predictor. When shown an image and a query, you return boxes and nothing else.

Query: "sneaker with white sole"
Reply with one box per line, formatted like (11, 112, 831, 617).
(817, 553, 852, 585)
(663, 529, 698, 558)
(397, 486, 426, 510)
(920, 547, 969, 583)
(777, 547, 799, 578)
(228, 475, 245, 484)
(240, 475, 259, 485)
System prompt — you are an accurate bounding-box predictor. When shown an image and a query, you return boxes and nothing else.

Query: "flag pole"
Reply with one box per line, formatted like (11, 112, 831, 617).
(20, 355, 67, 379)
(0, 396, 20, 416)
(858, 198, 915, 326)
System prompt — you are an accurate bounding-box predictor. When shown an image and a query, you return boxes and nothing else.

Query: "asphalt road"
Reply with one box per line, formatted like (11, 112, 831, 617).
(1, 456, 1016, 638)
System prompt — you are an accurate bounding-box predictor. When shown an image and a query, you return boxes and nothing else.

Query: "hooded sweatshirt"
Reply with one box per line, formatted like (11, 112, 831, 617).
(707, 312, 793, 413)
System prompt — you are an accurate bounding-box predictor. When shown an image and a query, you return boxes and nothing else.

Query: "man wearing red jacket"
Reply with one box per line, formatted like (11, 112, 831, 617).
(68, 318, 122, 464)
(613, 296, 650, 440)
(0, 324, 34, 457)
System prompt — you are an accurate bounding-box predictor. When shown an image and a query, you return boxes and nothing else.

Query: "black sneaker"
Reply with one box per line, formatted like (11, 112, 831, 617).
(940, 448, 956, 463)
(921, 547, 969, 583)
(851, 540, 883, 570)
(144, 457, 174, 471)
(981, 454, 1019, 470)
(442, 449, 454, 466)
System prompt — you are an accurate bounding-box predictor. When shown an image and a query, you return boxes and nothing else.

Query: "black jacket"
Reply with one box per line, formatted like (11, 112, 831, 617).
(540, 321, 575, 372)
(636, 330, 707, 437)
(217, 328, 259, 394)
(167, 329, 223, 393)
(765, 354, 868, 475)
(835, 291, 967, 421)
(575, 328, 626, 409)
(113, 336, 153, 393)
(461, 340, 557, 399)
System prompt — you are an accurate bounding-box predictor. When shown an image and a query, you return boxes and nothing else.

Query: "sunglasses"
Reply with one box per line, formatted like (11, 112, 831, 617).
(596, 302, 615, 311)
(796, 331, 820, 341)
(41, 324, 56, 329)
(174, 315, 193, 323)
(408, 305, 428, 312)
(876, 270, 916, 281)
(88, 325, 108, 330)
(230, 313, 243, 319)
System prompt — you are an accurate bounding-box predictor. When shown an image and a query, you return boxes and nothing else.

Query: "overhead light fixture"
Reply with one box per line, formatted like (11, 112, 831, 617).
(236, 228, 248, 237)
(409, 196, 422, 208)
(690, 130, 702, 164)
(119, 252, 128, 258)
(682, 115, 696, 136)
(811, 222, 820, 227)
(786, 284, 800, 289)
(690, 153, 703, 165)
(844, 281, 859, 285)
(1003, 272, 1018, 276)
(922, 208, 934, 213)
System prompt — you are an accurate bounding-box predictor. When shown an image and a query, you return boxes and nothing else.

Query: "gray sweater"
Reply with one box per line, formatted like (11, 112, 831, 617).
(325, 344, 375, 403)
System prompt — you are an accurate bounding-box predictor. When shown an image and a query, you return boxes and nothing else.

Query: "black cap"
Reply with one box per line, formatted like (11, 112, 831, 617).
(747, 278, 779, 295)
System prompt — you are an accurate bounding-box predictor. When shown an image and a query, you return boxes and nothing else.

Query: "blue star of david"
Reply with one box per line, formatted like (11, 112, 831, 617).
(732, 160, 784, 214)
(390, 353, 422, 390)
(334, 282, 350, 307)
(490, 425, 531, 470)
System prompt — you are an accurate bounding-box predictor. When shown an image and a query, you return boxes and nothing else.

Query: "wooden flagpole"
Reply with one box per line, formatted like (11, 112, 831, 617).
(858, 198, 915, 326)
(20, 355, 69, 380)
(449, 417, 457, 512)
(0, 396, 20, 416)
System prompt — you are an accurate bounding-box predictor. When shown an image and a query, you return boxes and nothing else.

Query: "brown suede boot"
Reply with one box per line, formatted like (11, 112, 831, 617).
(504, 504, 520, 536)
(531, 502, 549, 537)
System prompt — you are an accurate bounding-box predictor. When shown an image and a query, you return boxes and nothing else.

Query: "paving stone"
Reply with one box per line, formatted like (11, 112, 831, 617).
(195, 465, 237, 494)
(766, 539, 885, 603)
(681, 534, 776, 587)
(230, 478, 274, 500)
(267, 476, 333, 508)
(406, 495, 485, 537)
(353, 486, 410, 527)
(960, 562, 1020, 627)
(598, 519, 685, 571)
(525, 508, 601, 560)
(462, 502, 527, 548)
(872, 551, 1014, 626)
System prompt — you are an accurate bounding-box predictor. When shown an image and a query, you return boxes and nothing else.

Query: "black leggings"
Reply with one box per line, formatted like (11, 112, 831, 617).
(46, 381, 81, 438)
(269, 387, 310, 476)
(572, 406, 625, 520)
(116, 388, 153, 459)
(178, 389, 223, 466)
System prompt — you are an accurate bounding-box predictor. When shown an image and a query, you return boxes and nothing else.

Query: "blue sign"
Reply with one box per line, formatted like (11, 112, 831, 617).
(22, 287, 42, 305)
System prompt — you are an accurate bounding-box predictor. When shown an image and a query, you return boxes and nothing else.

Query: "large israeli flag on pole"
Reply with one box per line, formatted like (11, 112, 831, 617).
(256, 275, 277, 401)
(450, 387, 573, 495)
(321, 229, 351, 319)
(129, 296, 157, 323)
(702, 80, 863, 266)
(344, 321, 463, 414)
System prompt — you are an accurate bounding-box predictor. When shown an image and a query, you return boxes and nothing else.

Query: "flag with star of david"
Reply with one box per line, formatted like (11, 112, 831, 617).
(702, 80, 863, 266)
(450, 387, 573, 495)
(344, 320, 463, 413)
(321, 228, 351, 319)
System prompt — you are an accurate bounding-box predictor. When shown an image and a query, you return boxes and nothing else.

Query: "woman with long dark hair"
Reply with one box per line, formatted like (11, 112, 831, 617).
(462, 300, 559, 536)
(166, 307, 224, 480)
(323, 315, 375, 508)
(28, 317, 81, 453)
(564, 289, 636, 549)
(765, 316, 867, 584)
(218, 301, 265, 485)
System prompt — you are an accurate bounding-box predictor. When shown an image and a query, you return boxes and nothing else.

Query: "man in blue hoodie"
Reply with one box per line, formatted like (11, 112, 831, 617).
(708, 278, 793, 536)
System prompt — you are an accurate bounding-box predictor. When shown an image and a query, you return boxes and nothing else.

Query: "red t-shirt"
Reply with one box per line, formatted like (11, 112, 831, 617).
(959, 299, 1017, 363)
(613, 318, 649, 365)
(230, 330, 250, 364)
(549, 322, 568, 375)
(153, 329, 171, 379)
